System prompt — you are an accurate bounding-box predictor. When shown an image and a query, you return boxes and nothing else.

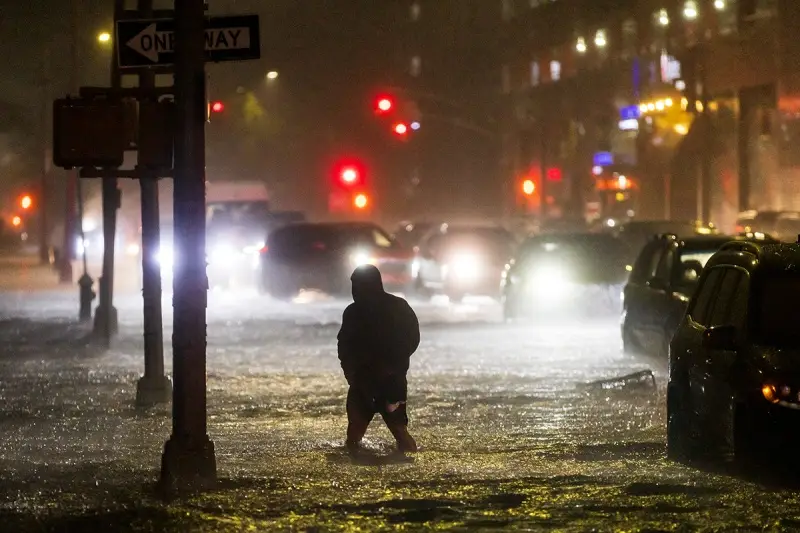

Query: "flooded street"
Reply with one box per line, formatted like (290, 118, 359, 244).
(0, 291, 798, 531)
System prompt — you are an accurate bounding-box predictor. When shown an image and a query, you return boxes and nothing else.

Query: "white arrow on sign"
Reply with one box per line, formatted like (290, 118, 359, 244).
(126, 23, 252, 63)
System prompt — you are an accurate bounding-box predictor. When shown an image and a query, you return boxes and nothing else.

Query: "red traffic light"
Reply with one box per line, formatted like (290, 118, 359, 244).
(377, 98, 393, 113)
(546, 167, 562, 181)
(211, 101, 224, 113)
(20, 195, 32, 210)
(393, 123, 408, 136)
(340, 166, 360, 186)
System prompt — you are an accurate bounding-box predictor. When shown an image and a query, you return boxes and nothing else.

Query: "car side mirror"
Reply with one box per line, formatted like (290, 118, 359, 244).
(702, 325, 739, 351)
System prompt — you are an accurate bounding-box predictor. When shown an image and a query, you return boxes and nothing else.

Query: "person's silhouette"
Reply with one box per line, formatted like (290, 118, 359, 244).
(337, 264, 420, 453)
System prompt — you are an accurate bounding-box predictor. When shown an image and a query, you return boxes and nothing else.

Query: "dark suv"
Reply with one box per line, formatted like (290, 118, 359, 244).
(621, 233, 777, 359)
(667, 241, 800, 463)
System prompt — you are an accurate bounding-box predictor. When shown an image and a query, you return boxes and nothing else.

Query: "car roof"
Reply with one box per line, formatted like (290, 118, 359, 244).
(705, 242, 800, 273)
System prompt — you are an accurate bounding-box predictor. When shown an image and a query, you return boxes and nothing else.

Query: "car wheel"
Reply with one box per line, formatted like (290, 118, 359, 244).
(667, 380, 695, 462)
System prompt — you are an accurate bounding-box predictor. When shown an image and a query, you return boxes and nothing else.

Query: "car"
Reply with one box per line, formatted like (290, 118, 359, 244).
(667, 240, 800, 464)
(414, 224, 516, 301)
(734, 209, 800, 236)
(611, 220, 718, 261)
(621, 233, 778, 359)
(501, 233, 630, 320)
(392, 221, 440, 251)
(259, 221, 413, 299)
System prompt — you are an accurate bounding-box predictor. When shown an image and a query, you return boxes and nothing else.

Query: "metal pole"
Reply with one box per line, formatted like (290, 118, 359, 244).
(93, 0, 123, 344)
(136, 0, 170, 407)
(161, 0, 216, 489)
(39, 47, 51, 265)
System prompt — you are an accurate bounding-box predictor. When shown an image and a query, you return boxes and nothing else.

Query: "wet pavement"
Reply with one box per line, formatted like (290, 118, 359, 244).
(1, 288, 799, 531)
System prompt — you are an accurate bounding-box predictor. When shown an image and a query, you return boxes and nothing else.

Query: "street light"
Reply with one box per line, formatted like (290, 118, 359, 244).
(354, 193, 369, 210)
(266, 71, 279, 80)
(20, 195, 32, 210)
(97, 31, 111, 44)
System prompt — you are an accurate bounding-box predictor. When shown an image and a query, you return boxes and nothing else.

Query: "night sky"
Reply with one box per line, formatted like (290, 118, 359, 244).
(0, 0, 502, 223)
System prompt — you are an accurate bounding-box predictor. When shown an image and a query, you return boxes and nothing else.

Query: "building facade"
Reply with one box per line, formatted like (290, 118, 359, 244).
(502, 0, 800, 230)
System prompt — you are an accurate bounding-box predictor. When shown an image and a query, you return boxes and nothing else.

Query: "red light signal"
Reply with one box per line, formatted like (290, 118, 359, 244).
(546, 167, 562, 181)
(376, 97, 393, 114)
(20, 195, 32, 210)
(210, 101, 224, 113)
(340, 166, 360, 186)
(393, 123, 408, 136)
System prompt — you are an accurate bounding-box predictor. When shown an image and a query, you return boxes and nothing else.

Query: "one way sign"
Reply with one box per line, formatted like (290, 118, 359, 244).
(116, 14, 260, 68)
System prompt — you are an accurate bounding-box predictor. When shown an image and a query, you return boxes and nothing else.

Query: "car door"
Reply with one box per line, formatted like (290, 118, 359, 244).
(623, 241, 663, 344)
(681, 267, 726, 422)
(695, 267, 749, 447)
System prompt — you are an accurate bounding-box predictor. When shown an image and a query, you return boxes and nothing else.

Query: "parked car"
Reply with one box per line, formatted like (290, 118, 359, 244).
(502, 233, 629, 320)
(621, 232, 778, 359)
(734, 209, 800, 237)
(414, 224, 516, 301)
(260, 222, 413, 299)
(667, 240, 800, 464)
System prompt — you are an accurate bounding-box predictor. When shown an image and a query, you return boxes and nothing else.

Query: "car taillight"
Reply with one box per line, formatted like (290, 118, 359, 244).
(259, 245, 268, 254)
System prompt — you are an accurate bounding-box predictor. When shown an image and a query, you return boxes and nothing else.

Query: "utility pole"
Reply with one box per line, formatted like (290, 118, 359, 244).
(93, 0, 123, 344)
(135, 0, 171, 407)
(160, 0, 216, 488)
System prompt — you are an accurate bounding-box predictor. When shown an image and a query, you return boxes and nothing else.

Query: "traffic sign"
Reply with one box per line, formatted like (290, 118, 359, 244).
(116, 14, 260, 68)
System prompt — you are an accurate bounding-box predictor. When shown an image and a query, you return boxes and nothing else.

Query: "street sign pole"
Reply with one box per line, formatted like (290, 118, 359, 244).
(135, 0, 171, 407)
(93, 0, 123, 345)
(160, 0, 216, 488)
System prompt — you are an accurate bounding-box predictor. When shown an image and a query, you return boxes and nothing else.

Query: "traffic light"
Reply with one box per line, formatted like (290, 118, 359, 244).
(375, 96, 394, 114)
(339, 166, 360, 187)
(353, 193, 369, 210)
(546, 167, 563, 181)
(210, 101, 224, 113)
(393, 123, 408, 136)
(11, 216, 21, 227)
(522, 179, 536, 196)
(20, 195, 32, 210)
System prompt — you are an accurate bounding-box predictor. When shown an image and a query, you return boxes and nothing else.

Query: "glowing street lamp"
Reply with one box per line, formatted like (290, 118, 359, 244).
(266, 70, 279, 80)
(97, 31, 111, 44)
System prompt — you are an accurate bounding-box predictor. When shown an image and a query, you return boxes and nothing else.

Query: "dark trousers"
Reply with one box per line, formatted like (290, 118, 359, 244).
(346, 380, 416, 451)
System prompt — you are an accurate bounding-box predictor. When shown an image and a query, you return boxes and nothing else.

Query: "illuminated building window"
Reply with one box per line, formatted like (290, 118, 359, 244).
(595, 29, 607, 49)
(550, 60, 561, 82)
(655, 8, 670, 27)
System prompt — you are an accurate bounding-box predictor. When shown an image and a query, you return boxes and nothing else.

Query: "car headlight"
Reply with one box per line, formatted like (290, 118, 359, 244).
(528, 265, 574, 299)
(209, 244, 237, 266)
(449, 253, 480, 280)
(350, 249, 375, 269)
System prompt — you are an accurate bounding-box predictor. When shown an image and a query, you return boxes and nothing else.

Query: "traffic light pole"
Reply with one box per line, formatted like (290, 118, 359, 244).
(160, 0, 216, 489)
(93, 0, 123, 344)
(135, 0, 170, 407)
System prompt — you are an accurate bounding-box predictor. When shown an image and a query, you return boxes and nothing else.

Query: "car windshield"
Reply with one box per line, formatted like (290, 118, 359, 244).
(753, 276, 800, 348)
